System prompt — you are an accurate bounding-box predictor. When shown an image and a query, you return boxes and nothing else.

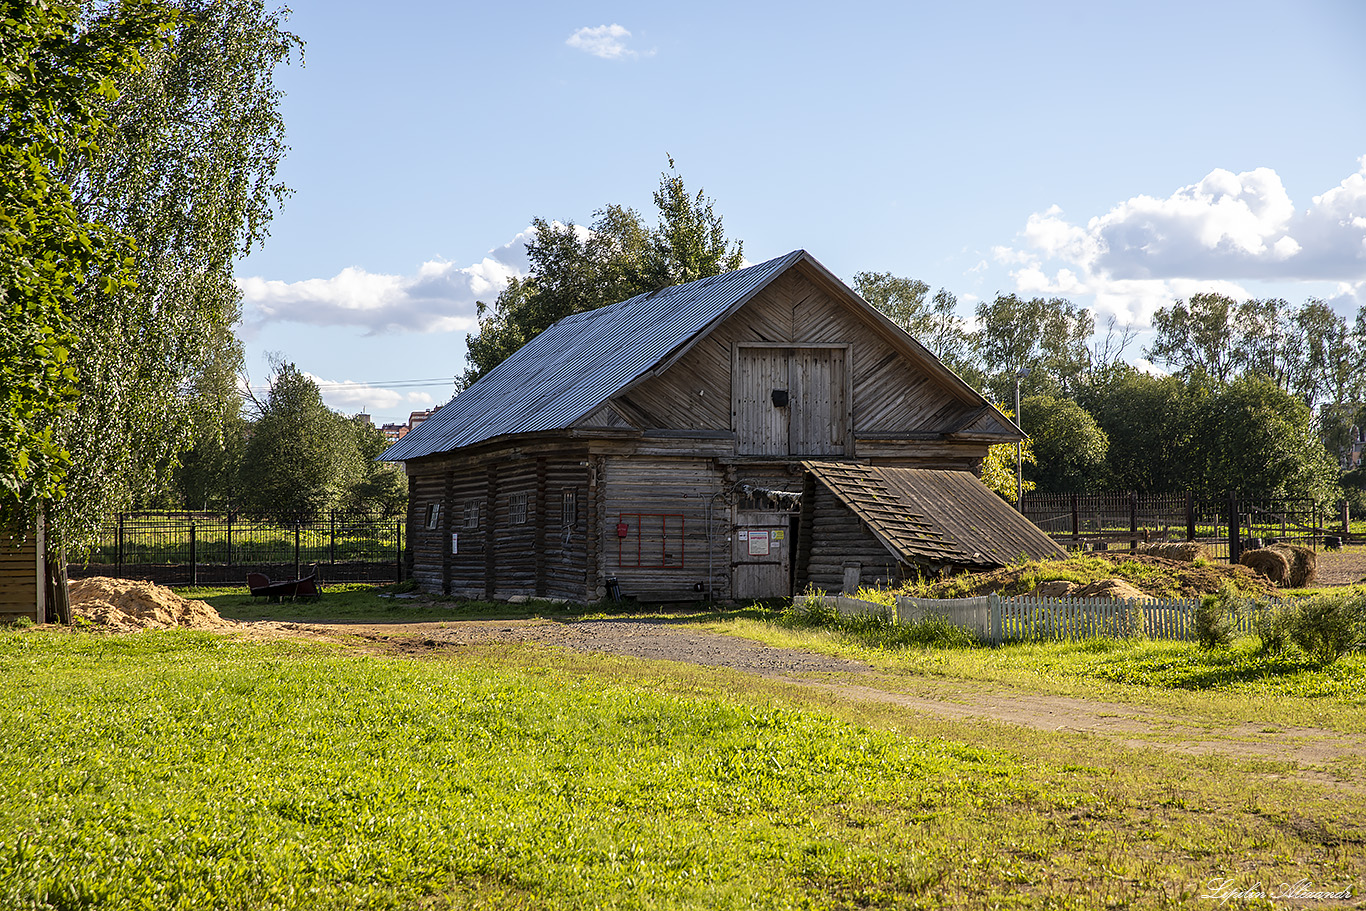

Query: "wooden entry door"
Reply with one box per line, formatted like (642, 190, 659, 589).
(734, 346, 848, 456)
(732, 511, 791, 600)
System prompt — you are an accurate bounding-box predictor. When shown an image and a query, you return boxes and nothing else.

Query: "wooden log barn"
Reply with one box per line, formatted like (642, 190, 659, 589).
(380, 250, 1062, 602)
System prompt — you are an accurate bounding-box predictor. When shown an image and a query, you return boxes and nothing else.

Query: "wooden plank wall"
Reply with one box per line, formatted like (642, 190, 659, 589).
(0, 516, 44, 624)
(602, 457, 727, 601)
(799, 483, 907, 593)
(619, 265, 987, 465)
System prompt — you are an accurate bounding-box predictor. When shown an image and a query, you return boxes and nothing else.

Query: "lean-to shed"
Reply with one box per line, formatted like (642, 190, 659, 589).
(380, 250, 1061, 601)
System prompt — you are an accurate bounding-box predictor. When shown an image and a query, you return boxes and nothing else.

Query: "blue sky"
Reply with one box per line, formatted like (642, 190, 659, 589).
(235, 0, 1366, 426)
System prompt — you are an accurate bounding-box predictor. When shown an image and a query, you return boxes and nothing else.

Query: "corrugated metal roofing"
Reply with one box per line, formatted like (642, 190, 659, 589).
(803, 461, 1065, 569)
(381, 250, 807, 461)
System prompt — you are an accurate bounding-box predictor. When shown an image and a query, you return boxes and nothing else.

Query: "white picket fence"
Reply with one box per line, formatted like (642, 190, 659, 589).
(803, 592, 1253, 645)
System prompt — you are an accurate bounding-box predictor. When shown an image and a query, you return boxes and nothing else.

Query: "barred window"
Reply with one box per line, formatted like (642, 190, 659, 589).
(562, 489, 577, 527)
(463, 498, 480, 529)
(509, 491, 528, 525)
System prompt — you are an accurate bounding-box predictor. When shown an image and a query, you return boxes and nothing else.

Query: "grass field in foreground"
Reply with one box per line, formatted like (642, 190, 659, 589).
(2, 629, 1364, 910)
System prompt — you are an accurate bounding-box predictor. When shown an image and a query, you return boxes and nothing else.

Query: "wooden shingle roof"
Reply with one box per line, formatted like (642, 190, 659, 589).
(803, 461, 1064, 569)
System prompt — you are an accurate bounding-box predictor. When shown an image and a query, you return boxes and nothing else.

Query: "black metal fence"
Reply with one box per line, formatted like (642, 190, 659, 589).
(67, 511, 404, 586)
(1021, 492, 1345, 562)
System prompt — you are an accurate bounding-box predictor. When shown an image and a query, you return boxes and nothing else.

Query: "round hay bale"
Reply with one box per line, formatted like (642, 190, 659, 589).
(1266, 543, 1316, 588)
(1239, 548, 1290, 586)
(1138, 541, 1208, 562)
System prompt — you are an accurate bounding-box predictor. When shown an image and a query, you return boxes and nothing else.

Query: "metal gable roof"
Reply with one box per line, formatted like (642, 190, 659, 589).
(380, 250, 807, 461)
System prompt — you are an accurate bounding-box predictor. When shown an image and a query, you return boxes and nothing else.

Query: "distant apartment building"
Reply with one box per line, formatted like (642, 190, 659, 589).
(381, 423, 408, 443)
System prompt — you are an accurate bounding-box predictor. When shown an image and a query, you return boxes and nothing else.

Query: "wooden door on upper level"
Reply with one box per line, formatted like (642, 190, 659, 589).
(734, 345, 849, 456)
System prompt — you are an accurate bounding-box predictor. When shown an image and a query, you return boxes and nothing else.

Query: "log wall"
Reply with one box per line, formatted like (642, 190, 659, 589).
(798, 481, 907, 593)
(406, 444, 592, 601)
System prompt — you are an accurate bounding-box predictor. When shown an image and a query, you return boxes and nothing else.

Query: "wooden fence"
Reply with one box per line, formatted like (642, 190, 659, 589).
(804, 592, 1256, 645)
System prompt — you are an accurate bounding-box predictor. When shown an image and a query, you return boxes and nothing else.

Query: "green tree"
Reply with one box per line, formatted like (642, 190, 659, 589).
(342, 416, 408, 516)
(1193, 375, 1339, 500)
(979, 406, 1035, 503)
(237, 363, 365, 520)
(1019, 394, 1109, 493)
(49, 0, 298, 541)
(462, 160, 743, 386)
(975, 293, 1093, 401)
(1075, 366, 1204, 492)
(2, 0, 170, 525)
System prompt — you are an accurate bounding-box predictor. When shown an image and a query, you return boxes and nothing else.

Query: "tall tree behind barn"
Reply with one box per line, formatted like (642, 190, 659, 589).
(382, 251, 1062, 602)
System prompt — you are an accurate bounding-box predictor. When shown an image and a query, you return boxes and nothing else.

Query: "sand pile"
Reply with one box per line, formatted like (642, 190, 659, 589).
(69, 578, 235, 631)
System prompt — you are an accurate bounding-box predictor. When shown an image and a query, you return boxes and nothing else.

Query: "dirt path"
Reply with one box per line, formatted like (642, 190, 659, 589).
(252, 618, 1366, 782)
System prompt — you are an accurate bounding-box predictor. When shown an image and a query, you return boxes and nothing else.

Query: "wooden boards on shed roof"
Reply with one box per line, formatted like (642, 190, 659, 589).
(803, 461, 1065, 569)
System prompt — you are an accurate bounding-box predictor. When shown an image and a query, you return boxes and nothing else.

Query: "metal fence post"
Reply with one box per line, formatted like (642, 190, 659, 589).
(330, 511, 336, 566)
(1186, 491, 1195, 542)
(189, 523, 197, 587)
(294, 523, 301, 580)
(1129, 491, 1138, 553)
(396, 519, 403, 583)
(117, 513, 125, 578)
(226, 513, 233, 567)
(1227, 493, 1240, 564)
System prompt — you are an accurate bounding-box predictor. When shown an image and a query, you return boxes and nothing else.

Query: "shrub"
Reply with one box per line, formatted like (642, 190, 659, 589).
(1252, 600, 1297, 656)
(1195, 582, 1240, 649)
(1286, 591, 1366, 665)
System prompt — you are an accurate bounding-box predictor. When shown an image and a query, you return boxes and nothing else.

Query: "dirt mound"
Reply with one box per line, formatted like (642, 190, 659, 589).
(928, 553, 1273, 600)
(69, 578, 235, 631)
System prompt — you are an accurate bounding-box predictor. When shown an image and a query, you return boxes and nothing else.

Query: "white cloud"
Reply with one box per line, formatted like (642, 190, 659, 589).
(995, 158, 1366, 324)
(566, 24, 652, 60)
(237, 229, 536, 336)
(301, 372, 438, 418)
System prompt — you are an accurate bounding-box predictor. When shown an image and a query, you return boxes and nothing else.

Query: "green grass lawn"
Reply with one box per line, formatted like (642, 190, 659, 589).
(3, 618, 1364, 909)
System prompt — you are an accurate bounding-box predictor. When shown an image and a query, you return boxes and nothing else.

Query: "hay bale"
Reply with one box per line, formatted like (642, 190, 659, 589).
(1239, 548, 1290, 586)
(1138, 541, 1208, 562)
(1267, 543, 1316, 588)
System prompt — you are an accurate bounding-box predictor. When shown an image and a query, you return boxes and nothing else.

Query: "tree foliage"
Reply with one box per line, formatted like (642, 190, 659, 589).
(237, 362, 365, 520)
(1019, 395, 1109, 493)
(1, 0, 170, 524)
(975, 293, 1094, 401)
(461, 160, 742, 387)
(45, 0, 299, 543)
